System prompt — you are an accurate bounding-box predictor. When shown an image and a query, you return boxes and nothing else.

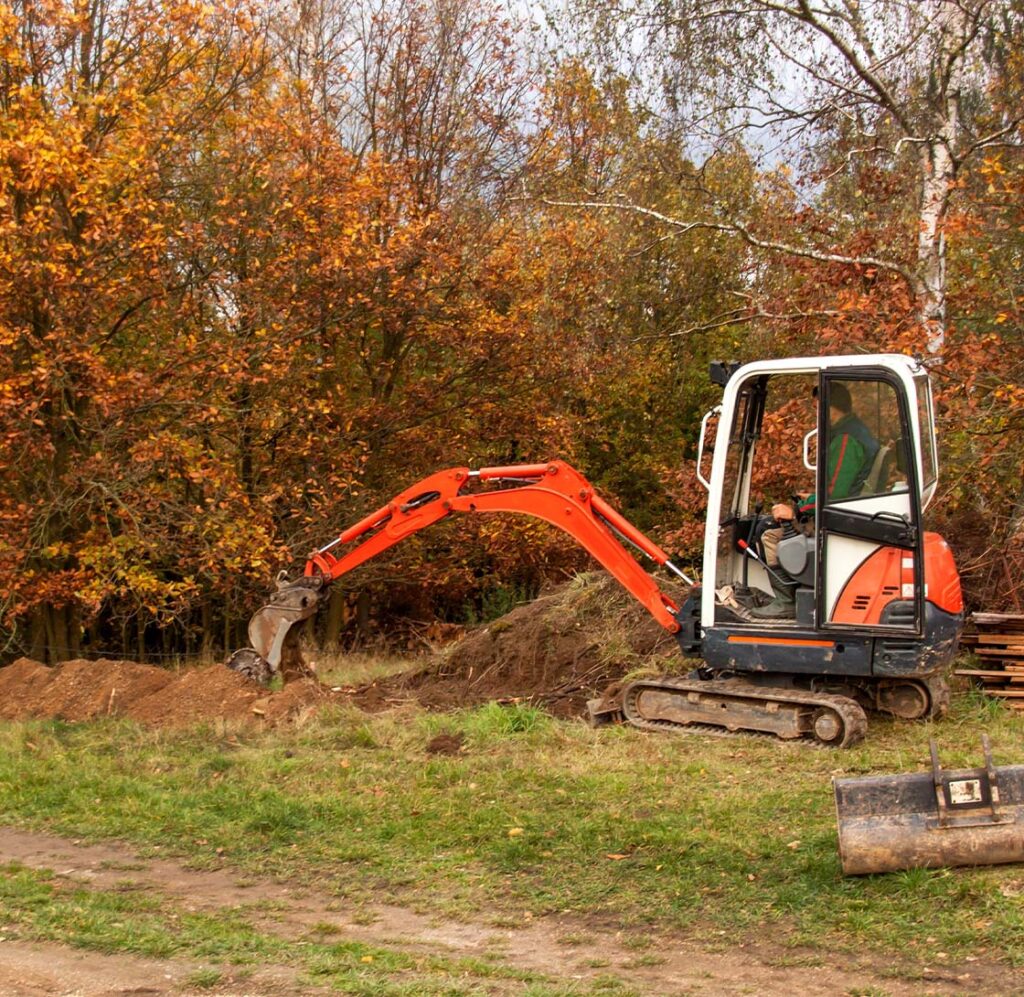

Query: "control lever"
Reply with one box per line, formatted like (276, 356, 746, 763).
(737, 538, 793, 591)
(747, 502, 763, 544)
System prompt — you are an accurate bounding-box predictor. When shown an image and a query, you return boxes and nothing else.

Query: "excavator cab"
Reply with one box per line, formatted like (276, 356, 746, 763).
(691, 355, 962, 719)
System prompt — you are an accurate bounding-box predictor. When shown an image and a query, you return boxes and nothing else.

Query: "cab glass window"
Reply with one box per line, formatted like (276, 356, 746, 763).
(824, 379, 910, 504)
(915, 374, 937, 490)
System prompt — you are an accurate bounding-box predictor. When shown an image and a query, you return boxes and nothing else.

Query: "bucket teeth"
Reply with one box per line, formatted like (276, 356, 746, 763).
(226, 648, 274, 685)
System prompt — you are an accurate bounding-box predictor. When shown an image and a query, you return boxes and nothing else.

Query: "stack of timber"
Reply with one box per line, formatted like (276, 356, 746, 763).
(956, 613, 1024, 709)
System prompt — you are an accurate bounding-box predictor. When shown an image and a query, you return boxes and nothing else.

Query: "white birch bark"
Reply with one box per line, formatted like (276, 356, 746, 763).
(571, 0, 1023, 356)
(916, 139, 955, 354)
(914, 0, 968, 355)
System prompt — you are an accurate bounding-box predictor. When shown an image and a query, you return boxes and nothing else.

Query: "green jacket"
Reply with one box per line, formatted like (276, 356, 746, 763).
(798, 414, 878, 515)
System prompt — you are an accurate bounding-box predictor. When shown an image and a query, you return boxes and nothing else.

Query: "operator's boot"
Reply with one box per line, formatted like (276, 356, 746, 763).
(750, 566, 798, 619)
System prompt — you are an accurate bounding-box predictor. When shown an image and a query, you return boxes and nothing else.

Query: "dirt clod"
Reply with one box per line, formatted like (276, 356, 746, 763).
(425, 731, 465, 755)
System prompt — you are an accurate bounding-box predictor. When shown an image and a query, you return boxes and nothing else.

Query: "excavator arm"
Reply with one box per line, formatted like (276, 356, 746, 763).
(226, 461, 692, 684)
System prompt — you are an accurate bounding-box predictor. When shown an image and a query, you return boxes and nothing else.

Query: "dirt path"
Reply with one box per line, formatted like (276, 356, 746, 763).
(0, 939, 306, 997)
(0, 827, 1012, 996)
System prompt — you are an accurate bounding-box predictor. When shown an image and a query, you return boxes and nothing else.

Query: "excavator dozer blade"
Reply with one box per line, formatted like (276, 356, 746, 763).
(834, 736, 1024, 875)
(226, 575, 328, 685)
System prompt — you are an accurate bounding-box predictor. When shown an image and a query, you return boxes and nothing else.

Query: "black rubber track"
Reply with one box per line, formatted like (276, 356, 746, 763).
(621, 676, 869, 748)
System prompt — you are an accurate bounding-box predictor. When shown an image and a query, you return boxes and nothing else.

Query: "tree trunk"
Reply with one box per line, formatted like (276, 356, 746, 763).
(68, 605, 81, 657)
(915, 141, 953, 355)
(915, 0, 968, 356)
(28, 608, 47, 662)
(356, 590, 371, 636)
(44, 605, 71, 664)
(325, 588, 347, 649)
(201, 601, 213, 660)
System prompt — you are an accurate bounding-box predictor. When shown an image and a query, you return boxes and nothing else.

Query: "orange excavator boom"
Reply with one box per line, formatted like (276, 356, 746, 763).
(227, 461, 692, 683)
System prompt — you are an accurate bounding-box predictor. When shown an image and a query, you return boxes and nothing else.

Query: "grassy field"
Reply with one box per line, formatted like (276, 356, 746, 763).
(0, 676, 1022, 988)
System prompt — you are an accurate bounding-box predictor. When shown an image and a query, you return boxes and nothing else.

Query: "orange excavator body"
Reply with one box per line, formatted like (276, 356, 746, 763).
(225, 355, 963, 749)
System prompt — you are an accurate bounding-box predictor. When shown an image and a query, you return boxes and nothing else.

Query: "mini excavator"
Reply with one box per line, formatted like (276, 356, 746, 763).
(227, 354, 963, 747)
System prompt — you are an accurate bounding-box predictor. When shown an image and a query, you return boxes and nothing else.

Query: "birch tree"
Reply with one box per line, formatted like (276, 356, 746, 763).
(569, 0, 1024, 353)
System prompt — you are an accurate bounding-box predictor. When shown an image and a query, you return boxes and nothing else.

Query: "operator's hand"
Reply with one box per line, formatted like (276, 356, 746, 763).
(772, 502, 795, 521)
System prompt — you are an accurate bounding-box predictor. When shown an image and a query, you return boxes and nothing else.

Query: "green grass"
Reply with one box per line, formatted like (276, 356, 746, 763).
(0, 685, 1022, 973)
(313, 651, 419, 689)
(186, 967, 225, 989)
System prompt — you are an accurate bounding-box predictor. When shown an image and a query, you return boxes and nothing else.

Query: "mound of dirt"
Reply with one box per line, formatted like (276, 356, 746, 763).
(251, 676, 335, 725)
(356, 571, 691, 717)
(125, 664, 265, 726)
(0, 658, 60, 719)
(0, 657, 339, 728)
(30, 658, 175, 723)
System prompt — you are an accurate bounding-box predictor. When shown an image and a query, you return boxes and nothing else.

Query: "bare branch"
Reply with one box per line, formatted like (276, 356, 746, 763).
(537, 195, 915, 282)
(754, 0, 918, 133)
(958, 117, 1024, 163)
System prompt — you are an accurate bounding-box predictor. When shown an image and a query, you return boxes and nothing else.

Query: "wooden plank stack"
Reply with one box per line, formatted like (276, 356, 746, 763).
(956, 612, 1024, 709)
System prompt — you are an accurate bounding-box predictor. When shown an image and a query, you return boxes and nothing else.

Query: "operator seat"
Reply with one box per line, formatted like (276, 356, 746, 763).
(859, 443, 896, 496)
(774, 441, 900, 626)
(777, 528, 815, 587)
(776, 528, 816, 626)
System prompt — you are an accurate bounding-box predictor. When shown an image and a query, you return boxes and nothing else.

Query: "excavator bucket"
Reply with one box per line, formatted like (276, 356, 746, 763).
(226, 574, 328, 685)
(834, 736, 1024, 875)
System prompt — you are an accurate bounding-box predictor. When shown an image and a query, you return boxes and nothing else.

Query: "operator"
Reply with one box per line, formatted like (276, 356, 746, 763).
(752, 382, 879, 619)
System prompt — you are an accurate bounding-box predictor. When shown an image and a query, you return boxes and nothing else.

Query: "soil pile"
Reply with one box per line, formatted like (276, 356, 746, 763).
(0, 657, 63, 718)
(27, 658, 175, 722)
(0, 657, 334, 728)
(357, 571, 691, 717)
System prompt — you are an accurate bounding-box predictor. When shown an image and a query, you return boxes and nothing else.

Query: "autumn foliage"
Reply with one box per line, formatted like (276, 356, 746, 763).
(1, 0, 1022, 664)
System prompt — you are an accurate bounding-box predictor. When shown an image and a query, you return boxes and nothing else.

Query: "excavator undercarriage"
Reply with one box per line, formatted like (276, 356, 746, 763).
(587, 669, 950, 748)
(621, 677, 870, 748)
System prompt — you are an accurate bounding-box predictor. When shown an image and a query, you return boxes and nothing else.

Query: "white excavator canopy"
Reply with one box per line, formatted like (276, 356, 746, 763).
(697, 354, 939, 630)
